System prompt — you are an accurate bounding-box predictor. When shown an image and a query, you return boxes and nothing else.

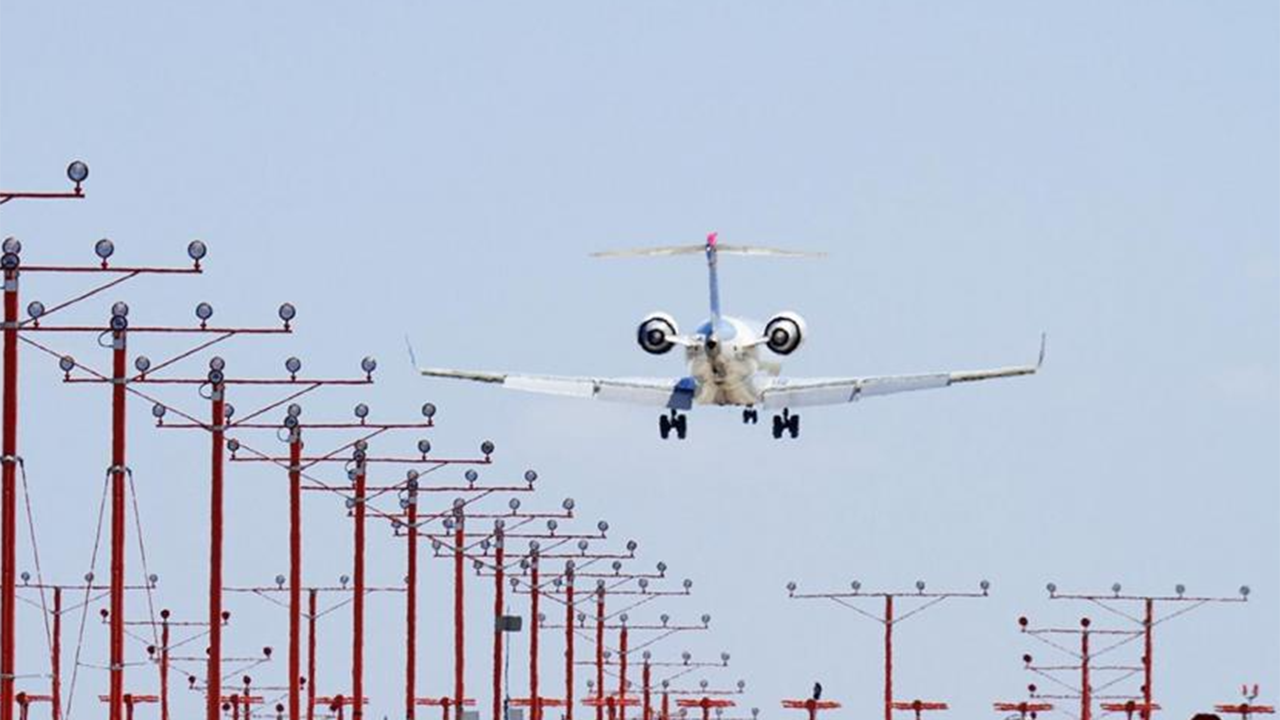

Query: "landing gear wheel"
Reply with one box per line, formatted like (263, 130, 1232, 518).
(773, 408, 800, 439)
(659, 411, 687, 440)
(742, 408, 759, 425)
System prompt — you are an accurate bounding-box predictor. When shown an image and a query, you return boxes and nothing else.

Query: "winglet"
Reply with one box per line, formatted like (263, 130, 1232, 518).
(1036, 332, 1047, 370)
(404, 335, 419, 369)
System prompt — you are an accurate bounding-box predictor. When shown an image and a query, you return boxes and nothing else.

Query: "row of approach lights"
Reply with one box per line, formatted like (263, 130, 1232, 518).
(0, 160, 88, 205)
(786, 580, 993, 595)
(41, 296, 295, 335)
(1, 236, 208, 272)
(52, 298, 301, 380)
(785, 581, 1252, 599)
(1043, 582, 1251, 599)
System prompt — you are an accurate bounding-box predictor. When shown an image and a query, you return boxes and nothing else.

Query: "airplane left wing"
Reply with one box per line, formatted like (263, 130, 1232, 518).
(418, 367, 698, 409)
(759, 335, 1045, 409)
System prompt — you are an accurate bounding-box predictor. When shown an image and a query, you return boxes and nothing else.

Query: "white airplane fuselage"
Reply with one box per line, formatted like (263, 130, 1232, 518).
(685, 315, 766, 406)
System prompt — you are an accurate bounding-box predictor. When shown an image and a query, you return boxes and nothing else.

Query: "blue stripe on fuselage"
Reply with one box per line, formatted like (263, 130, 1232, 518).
(696, 319, 738, 341)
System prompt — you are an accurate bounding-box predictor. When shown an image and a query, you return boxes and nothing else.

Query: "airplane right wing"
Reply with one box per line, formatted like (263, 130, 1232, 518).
(418, 366, 699, 409)
(758, 335, 1046, 409)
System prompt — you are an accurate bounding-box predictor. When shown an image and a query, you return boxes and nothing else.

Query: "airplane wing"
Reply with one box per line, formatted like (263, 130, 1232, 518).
(418, 367, 699, 409)
(758, 335, 1046, 409)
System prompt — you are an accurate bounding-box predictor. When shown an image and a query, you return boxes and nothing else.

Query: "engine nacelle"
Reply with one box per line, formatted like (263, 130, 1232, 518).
(637, 312, 680, 355)
(763, 311, 807, 355)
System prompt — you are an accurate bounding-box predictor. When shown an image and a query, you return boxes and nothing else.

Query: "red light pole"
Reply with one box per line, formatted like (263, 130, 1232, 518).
(240, 457, 501, 720)
(1018, 615, 1144, 720)
(498, 540, 649, 720)
(787, 579, 990, 720)
(231, 408, 500, 720)
(443, 500, 622, 720)
(80, 324, 323, 720)
(1045, 583, 1252, 720)
(6, 238, 211, 720)
(505, 526, 621, 720)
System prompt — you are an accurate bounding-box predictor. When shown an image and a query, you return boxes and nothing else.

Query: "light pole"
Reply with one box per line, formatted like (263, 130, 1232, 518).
(1045, 582, 1252, 720)
(787, 579, 989, 720)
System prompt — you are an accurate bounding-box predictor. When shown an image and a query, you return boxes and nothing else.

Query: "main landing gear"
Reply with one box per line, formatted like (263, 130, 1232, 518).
(772, 408, 800, 439)
(659, 409, 688, 440)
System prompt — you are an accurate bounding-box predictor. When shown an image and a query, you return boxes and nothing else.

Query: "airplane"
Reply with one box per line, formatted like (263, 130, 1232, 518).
(415, 232, 1044, 440)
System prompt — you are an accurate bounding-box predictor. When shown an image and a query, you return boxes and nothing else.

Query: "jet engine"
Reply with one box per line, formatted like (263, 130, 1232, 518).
(763, 311, 807, 355)
(637, 312, 680, 355)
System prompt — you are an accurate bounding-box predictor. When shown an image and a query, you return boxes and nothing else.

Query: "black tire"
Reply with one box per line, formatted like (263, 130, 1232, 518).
(789, 414, 801, 439)
(659, 414, 671, 439)
(772, 414, 784, 439)
(674, 414, 688, 439)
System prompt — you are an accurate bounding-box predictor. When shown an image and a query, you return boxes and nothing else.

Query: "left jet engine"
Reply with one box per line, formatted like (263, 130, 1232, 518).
(637, 312, 680, 355)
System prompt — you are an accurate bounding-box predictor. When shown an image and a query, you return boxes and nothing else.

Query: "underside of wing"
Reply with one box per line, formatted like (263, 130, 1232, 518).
(419, 366, 697, 409)
(759, 335, 1045, 409)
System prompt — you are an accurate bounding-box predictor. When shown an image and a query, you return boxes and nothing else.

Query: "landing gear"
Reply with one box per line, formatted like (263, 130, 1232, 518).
(771, 408, 800, 439)
(659, 410, 688, 440)
(742, 408, 759, 425)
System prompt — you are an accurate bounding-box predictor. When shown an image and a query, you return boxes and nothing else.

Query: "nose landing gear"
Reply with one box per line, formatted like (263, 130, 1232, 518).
(659, 409, 688, 440)
(742, 408, 759, 425)
(771, 408, 800, 439)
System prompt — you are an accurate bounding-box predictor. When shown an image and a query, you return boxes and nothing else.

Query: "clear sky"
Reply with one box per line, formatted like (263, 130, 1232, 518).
(2, 2, 1277, 719)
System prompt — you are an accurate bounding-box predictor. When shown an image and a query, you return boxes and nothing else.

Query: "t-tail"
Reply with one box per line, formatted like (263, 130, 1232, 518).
(591, 233, 825, 340)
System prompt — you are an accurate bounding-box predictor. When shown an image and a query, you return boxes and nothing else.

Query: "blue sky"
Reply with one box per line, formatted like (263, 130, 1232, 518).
(2, 2, 1277, 719)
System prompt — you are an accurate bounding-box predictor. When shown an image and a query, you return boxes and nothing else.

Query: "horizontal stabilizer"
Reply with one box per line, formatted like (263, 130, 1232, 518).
(592, 244, 824, 259)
